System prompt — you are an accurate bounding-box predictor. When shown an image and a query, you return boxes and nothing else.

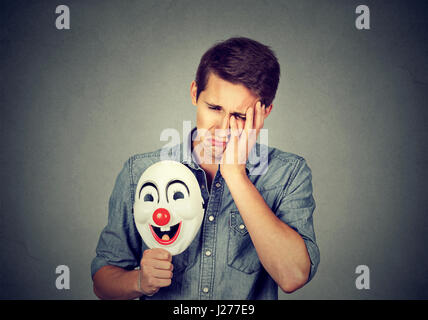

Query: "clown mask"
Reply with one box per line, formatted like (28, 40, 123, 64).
(133, 160, 205, 256)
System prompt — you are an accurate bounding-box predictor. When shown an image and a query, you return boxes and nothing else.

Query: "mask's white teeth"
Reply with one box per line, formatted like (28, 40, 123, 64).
(160, 226, 170, 232)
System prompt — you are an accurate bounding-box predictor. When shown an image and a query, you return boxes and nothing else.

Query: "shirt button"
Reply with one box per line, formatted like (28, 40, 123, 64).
(203, 287, 209, 293)
(205, 250, 212, 256)
(201, 185, 205, 189)
(215, 182, 221, 188)
(239, 224, 245, 230)
(208, 215, 214, 222)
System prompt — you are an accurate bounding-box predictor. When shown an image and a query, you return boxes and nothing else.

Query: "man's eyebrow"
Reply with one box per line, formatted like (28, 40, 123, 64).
(205, 101, 247, 117)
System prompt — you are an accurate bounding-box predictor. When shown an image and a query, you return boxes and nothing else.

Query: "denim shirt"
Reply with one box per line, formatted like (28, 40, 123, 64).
(91, 136, 320, 300)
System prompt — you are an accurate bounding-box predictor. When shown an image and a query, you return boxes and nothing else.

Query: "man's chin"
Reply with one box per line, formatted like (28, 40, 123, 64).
(205, 150, 224, 164)
(195, 145, 225, 165)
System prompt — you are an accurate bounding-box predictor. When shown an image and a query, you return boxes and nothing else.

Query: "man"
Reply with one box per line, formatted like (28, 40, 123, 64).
(91, 37, 320, 299)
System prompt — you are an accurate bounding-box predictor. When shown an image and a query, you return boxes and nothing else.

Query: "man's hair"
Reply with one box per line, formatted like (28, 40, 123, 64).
(195, 37, 280, 107)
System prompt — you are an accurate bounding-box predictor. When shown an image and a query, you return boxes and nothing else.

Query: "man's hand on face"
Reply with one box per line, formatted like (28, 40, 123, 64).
(220, 101, 266, 178)
(139, 248, 173, 296)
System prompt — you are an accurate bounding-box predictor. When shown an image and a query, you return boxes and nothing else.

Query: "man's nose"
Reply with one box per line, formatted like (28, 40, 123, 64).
(218, 114, 230, 132)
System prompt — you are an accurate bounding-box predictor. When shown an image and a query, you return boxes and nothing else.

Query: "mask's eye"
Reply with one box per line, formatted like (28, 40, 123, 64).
(144, 193, 154, 202)
(173, 191, 184, 200)
(140, 184, 158, 203)
(167, 181, 189, 202)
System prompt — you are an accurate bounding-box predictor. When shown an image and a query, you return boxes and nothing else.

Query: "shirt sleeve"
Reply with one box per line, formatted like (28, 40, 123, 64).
(275, 158, 320, 283)
(91, 158, 142, 279)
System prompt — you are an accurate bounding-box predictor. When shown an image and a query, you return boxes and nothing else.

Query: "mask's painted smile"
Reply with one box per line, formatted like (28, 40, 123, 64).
(149, 222, 182, 245)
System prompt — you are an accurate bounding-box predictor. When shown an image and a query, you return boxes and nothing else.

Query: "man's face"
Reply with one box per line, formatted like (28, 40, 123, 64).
(190, 73, 260, 161)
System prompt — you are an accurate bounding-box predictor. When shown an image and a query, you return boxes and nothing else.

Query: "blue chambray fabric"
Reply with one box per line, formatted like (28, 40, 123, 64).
(91, 130, 320, 300)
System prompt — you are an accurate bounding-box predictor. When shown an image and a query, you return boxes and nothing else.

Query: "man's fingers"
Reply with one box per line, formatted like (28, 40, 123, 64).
(145, 275, 172, 290)
(146, 258, 172, 270)
(230, 114, 238, 133)
(244, 106, 254, 131)
(237, 114, 244, 135)
(254, 101, 264, 131)
(141, 248, 173, 270)
(154, 248, 172, 261)
(144, 248, 172, 261)
(153, 268, 174, 280)
(140, 249, 174, 294)
(156, 278, 172, 288)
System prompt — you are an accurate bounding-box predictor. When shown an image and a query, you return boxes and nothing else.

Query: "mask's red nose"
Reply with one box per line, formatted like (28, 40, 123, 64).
(152, 208, 170, 226)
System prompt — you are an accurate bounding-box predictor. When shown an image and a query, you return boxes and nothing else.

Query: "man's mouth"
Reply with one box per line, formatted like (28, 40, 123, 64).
(149, 222, 182, 245)
(209, 138, 227, 147)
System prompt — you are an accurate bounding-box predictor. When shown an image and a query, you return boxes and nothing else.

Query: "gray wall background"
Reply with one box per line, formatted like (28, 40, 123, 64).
(1, 0, 427, 299)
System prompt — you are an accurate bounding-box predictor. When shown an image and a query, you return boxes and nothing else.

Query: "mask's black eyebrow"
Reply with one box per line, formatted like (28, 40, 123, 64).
(139, 182, 159, 202)
(166, 180, 189, 202)
(205, 101, 247, 118)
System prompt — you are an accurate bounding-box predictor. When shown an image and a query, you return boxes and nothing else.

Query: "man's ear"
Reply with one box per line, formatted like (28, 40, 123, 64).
(190, 80, 198, 106)
(264, 104, 273, 119)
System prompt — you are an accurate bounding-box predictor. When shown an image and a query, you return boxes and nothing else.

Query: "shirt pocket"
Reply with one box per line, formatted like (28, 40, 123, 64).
(227, 211, 262, 274)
